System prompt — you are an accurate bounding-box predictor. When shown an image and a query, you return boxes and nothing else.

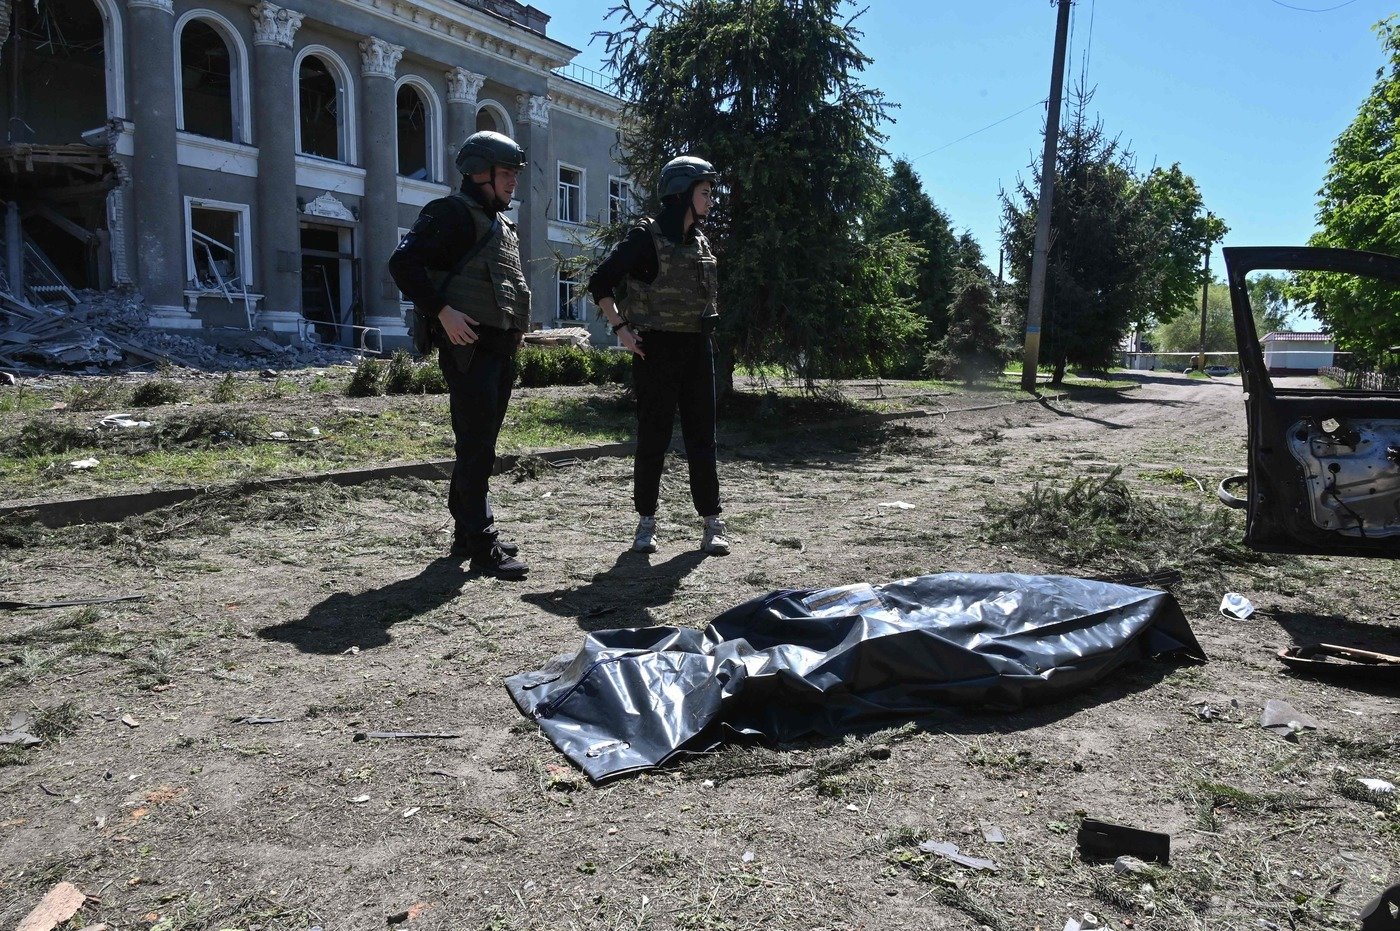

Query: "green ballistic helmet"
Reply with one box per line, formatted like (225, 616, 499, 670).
(659, 156, 719, 199)
(456, 131, 528, 176)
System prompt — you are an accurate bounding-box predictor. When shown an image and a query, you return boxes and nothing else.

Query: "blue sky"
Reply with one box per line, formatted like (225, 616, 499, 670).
(544, 0, 1392, 276)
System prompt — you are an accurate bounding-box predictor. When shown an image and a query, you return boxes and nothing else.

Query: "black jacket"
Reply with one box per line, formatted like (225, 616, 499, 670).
(586, 202, 698, 304)
(389, 185, 497, 317)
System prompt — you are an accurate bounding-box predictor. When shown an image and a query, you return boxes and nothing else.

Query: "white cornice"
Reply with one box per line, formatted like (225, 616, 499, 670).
(339, 0, 578, 74)
(547, 75, 624, 129)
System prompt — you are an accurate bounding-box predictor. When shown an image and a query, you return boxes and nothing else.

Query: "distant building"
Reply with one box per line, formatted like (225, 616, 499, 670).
(0, 0, 629, 348)
(1262, 331, 1335, 374)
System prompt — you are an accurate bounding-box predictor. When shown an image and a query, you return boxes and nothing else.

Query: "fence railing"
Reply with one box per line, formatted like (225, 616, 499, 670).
(553, 62, 618, 95)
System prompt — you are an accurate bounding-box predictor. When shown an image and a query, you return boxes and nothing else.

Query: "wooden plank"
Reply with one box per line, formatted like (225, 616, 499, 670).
(15, 881, 86, 931)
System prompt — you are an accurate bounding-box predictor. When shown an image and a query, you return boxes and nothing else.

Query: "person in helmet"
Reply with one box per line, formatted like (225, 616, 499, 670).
(587, 155, 730, 556)
(388, 131, 532, 578)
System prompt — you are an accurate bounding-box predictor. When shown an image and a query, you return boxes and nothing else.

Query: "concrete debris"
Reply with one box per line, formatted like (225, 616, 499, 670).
(15, 881, 86, 931)
(1, 712, 41, 747)
(1, 287, 369, 376)
(524, 326, 591, 348)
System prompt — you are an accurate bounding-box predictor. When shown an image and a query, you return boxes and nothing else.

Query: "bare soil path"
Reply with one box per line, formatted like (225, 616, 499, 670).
(2, 374, 1396, 931)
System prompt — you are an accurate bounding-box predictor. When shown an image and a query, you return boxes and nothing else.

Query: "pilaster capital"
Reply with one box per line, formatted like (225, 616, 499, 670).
(250, 2, 302, 48)
(517, 93, 550, 127)
(127, 0, 174, 14)
(359, 37, 404, 79)
(446, 68, 486, 106)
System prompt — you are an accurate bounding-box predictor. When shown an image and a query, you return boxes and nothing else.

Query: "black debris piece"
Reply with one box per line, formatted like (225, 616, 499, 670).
(1076, 818, 1171, 866)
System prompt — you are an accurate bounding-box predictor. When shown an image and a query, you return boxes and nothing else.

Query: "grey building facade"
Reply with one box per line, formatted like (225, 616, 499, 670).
(1, 0, 629, 348)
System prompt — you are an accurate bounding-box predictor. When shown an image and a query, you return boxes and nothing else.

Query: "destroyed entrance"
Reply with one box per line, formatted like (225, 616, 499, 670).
(300, 224, 358, 347)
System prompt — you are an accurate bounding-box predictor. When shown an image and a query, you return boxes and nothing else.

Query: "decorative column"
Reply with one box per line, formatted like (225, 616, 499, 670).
(359, 37, 405, 336)
(127, 0, 197, 328)
(444, 68, 485, 190)
(515, 92, 551, 331)
(249, 2, 304, 335)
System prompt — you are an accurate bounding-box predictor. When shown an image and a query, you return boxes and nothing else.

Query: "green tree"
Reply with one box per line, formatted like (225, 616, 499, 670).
(1293, 18, 1400, 359)
(1000, 89, 1225, 384)
(601, 0, 922, 384)
(1152, 279, 1291, 356)
(866, 158, 958, 375)
(926, 269, 1010, 383)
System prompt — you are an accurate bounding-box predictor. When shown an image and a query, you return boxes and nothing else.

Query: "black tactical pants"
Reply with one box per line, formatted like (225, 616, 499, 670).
(632, 330, 721, 518)
(439, 335, 516, 551)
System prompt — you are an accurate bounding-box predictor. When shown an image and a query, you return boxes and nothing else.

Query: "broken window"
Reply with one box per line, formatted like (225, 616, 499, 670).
(12, 0, 108, 144)
(187, 205, 243, 292)
(396, 84, 429, 180)
(298, 55, 342, 161)
(557, 164, 582, 224)
(178, 19, 235, 142)
(556, 266, 585, 322)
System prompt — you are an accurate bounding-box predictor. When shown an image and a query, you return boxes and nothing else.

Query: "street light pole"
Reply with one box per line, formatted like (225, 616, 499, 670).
(1197, 245, 1210, 370)
(1020, 0, 1073, 393)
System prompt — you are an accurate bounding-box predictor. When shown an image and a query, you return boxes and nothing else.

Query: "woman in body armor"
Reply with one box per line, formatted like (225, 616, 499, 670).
(588, 156, 730, 556)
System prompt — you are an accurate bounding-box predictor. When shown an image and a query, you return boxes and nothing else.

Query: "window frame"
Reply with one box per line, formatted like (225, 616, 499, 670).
(172, 10, 251, 145)
(557, 161, 584, 225)
(608, 175, 633, 226)
(293, 46, 357, 164)
(556, 265, 587, 323)
(183, 196, 253, 293)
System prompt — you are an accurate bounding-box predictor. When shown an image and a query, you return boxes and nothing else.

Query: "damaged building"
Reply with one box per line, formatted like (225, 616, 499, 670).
(0, 0, 628, 351)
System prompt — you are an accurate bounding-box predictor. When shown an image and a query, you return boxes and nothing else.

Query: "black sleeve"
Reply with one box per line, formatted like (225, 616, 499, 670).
(388, 196, 476, 315)
(587, 225, 657, 304)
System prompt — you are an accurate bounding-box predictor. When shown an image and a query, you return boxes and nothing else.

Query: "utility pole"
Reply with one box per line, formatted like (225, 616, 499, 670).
(1020, 0, 1073, 393)
(1196, 244, 1211, 371)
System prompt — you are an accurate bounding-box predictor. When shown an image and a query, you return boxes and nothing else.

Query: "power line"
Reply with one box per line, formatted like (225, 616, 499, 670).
(1266, 0, 1362, 10)
(909, 98, 1049, 162)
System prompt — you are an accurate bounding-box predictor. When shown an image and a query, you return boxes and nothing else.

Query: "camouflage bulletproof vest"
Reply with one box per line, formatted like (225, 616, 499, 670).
(616, 217, 718, 333)
(427, 195, 530, 332)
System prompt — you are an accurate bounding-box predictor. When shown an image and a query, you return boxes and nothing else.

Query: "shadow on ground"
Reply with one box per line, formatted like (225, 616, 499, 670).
(258, 556, 469, 653)
(522, 549, 708, 630)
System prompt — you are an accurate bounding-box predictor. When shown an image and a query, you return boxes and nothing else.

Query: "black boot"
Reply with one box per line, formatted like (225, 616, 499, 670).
(468, 542, 529, 579)
(451, 524, 518, 558)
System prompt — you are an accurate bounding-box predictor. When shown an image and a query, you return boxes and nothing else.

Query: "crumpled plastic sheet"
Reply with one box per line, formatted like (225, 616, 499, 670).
(505, 572, 1207, 781)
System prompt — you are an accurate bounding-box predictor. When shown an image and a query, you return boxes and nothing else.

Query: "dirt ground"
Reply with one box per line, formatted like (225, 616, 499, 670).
(2, 371, 1397, 931)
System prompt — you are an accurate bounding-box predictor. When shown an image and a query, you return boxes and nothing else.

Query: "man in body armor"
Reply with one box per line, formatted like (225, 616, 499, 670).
(389, 131, 531, 578)
(588, 155, 731, 556)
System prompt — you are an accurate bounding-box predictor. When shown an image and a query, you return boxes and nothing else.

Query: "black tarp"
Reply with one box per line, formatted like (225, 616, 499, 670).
(505, 572, 1206, 781)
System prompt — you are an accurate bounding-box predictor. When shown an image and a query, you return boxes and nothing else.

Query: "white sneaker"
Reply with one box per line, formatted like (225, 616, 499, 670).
(633, 516, 658, 553)
(701, 515, 730, 556)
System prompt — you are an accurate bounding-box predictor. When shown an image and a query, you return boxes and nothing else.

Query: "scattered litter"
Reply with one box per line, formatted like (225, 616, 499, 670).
(239, 717, 288, 726)
(386, 903, 430, 925)
(1063, 913, 1106, 931)
(980, 823, 1006, 844)
(38, 784, 61, 797)
(1278, 643, 1400, 683)
(701, 780, 714, 789)
(343, 646, 361, 656)
(844, 804, 859, 812)
(917, 839, 998, 872)
(97, 413, 151, 429)
(1360, 882, 1400, 931)
(1, 713, 40, 747)
(876, 500, 916, 509)
(1191, 697, 1239, 721)
(119, 715, 140, 729)
(0, 594, 146, 612)
(348, 795, 371, 804)
(741, 851, 755, 863)
(1358, 778, 1395, 794)
(352, 731, 462, 741)
(269, 431, 288, 439)
(1219, 592, 1254, 620)
(1077, 818, 1170, 866)
(401, 807, 420, 818)
(1260, 699, 1320, 741)
(15, 881, 86, 931)
(69, 458, 99, 470)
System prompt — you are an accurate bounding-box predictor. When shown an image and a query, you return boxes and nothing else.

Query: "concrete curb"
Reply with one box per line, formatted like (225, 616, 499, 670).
(0, 389, 1086, 529)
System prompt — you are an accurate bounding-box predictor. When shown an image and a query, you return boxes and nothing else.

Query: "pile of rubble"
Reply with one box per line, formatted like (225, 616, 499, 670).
(0, 287, 367, 377)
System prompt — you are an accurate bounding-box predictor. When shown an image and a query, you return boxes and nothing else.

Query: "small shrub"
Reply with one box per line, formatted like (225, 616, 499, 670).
(384, 350, 416, 395)
(412, 362, 447, 394)
(15, 418, 93, 456)
(129, 380, 184, 407)
(66, 381, 121, 411)
(517, 345, 629, 388)
(346, 359, 386, 397)
(209, 374, 240, 404)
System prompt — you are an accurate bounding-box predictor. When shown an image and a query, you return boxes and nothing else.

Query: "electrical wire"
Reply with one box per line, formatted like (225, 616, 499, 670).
(1267, 0, 1362, 10)
(909, 98, 1049, 162)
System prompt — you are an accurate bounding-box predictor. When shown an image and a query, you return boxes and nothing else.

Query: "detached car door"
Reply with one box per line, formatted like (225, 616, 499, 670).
(1226, 245, 1400, 557)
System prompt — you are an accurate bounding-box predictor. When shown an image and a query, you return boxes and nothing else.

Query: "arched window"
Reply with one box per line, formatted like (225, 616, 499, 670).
(178, 19, 235, 142)
(297, 53, 346, 161)
(475, 100, 512, 138)
(13, 0, 109, 141)
(475, 107, 498, 134)
(396, 84, 429, 180)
